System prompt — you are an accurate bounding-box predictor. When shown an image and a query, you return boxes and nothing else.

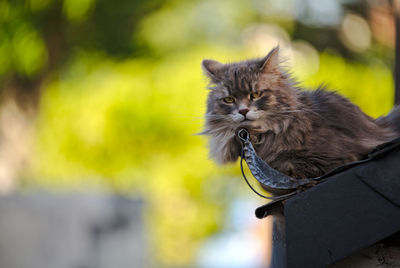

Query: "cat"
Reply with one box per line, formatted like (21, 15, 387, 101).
(200, 47, 400, 179)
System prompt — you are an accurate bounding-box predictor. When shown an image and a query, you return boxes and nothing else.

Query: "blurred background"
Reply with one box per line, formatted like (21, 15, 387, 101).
(0, 0, 397, 267)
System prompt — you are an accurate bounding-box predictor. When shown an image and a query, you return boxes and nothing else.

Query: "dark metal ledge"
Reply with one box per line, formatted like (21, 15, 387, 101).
(255, 138, 400, 267)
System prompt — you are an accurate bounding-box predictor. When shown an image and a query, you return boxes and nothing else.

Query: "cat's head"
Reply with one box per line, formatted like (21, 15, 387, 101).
(201, 47, 300, 163)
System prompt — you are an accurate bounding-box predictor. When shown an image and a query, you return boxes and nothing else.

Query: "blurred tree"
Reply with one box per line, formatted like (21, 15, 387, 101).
(0, 0, 163, 190)
(1, 0, 162, 108)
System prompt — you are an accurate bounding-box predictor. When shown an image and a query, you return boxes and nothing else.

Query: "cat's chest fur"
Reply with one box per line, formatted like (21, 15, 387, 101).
(251, 129, 356, 178)
(247, 91, 398, 178)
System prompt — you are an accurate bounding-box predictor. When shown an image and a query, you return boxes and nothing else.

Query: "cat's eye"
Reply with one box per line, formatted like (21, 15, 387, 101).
(223, 96, 235, 104)
(250, 91, 262, 99)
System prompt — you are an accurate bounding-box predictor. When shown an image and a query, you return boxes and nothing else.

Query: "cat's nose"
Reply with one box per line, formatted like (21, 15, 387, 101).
(239, 108, 249, 116)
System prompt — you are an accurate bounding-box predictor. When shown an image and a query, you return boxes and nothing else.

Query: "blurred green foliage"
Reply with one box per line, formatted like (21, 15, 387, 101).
(0, 0, 161, 83)
(302, 53, 394, 118)
(1, 0, 396, 266)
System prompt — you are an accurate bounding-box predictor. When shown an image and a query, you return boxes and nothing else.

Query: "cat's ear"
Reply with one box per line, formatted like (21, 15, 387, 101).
(260, 46, 280, 74)
(202, 59, 224, 82)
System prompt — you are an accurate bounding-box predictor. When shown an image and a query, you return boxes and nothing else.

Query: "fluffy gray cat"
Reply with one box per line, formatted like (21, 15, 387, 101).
(201, 47, 400, 179)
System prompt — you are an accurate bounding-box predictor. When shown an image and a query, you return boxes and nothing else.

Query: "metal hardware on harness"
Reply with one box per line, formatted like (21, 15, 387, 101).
(237, 128, 313, 201)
